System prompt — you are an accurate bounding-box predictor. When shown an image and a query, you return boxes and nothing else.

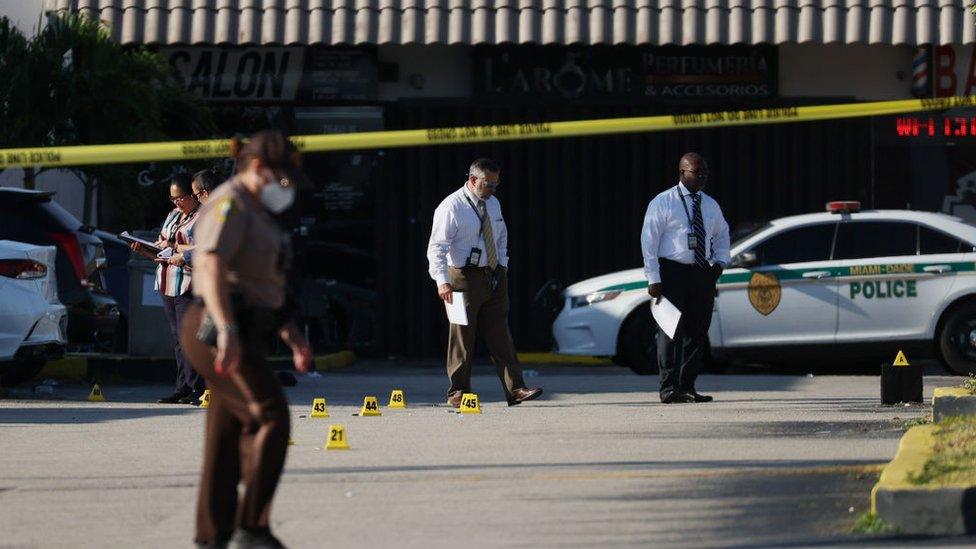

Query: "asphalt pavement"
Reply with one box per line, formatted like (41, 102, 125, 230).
(0, 361, 972, 548)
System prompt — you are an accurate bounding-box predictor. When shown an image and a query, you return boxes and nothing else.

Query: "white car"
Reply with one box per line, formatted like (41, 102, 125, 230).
(0, 240, 67, 386)
(553, 202, 976, 375)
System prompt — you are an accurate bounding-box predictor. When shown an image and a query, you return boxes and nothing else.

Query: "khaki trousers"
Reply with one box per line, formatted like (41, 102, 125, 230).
(446, 266, 526, 400)
(180, 303, 290, 545)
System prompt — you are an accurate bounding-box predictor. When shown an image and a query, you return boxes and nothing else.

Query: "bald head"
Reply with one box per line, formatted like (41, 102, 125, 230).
(678, 152, 709, 192)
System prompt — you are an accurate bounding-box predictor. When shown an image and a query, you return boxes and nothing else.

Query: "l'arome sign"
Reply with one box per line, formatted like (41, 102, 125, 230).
(895, 116, 976, 138)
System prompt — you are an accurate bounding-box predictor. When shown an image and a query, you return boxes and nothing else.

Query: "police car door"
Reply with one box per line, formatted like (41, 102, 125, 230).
(717, 222, 840, 346)
(835, 221, 960, 342)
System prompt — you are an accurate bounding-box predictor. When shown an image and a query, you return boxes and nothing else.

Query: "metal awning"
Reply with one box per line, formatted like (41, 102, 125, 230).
(44, 0, 976, 46)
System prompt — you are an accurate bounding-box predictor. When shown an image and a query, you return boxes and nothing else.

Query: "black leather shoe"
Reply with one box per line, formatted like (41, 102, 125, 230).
(230, 528, 286, 549)
(158, 391, 189, 404)
(507, 387, 543, 406)
(447, 394, 462, 409)
(179, 390, 205, 405)
(690, 391, 714, 403)
(660, 392, 694, 404)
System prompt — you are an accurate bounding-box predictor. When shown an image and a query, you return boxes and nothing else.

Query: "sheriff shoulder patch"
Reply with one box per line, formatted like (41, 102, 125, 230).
(216, 197, 236, 223)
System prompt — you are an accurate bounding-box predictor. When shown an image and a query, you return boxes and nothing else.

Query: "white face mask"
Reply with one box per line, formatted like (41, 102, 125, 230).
(260, 178, 296, 214)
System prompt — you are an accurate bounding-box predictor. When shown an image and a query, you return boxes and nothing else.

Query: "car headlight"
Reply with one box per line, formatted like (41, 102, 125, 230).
(571, 290, 622, 308)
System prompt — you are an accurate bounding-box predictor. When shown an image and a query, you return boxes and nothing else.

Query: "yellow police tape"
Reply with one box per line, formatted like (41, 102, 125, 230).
(1, 95, 972, 169)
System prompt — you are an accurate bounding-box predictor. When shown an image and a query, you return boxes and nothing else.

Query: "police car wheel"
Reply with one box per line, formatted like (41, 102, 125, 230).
(938, 301, 976, 376)
(615, 308, 659, 375)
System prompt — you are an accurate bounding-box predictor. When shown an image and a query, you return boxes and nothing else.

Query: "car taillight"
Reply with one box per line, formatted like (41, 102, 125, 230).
(49, 232, 91, 288)
(0, 259, 47, 279)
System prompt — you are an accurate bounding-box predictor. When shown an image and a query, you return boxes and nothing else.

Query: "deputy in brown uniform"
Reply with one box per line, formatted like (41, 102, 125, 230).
(180, 131, 313, 549)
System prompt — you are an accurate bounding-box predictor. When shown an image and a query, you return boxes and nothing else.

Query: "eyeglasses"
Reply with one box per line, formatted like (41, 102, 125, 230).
(170, 195, 191, 203)
(479, 177, 500, 188)
(193, 191, 207, 200)
(681, 169, 709, 178)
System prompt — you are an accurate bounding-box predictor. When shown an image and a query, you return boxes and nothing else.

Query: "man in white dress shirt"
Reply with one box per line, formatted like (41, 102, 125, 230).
(641, 153, 731, 404)
(426, 158, 543, 408)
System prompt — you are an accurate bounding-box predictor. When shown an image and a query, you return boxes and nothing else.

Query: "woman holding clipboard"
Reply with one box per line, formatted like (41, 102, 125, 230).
(131, 173, 204, 405)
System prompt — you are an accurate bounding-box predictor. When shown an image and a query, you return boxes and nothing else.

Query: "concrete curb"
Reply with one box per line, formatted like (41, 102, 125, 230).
(933, 387, 976, 422)
(36, 350, 356, 383)
(871, 425, 976, 535)
(517, 352, 611, 365)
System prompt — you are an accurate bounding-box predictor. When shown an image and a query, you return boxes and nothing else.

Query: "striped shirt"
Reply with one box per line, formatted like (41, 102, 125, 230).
(155, 207, 200, 297)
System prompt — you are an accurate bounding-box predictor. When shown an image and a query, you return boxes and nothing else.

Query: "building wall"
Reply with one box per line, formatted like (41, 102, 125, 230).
(0, 168, 92, 223)
(377, 44, 472, 100)
(779, 44, 914, 100)
(376, 44, 915, 102)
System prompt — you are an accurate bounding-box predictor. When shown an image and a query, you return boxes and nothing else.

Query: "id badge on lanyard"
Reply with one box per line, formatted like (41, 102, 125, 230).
(464, 195, 489, 267)
(677, 189, 699, 252)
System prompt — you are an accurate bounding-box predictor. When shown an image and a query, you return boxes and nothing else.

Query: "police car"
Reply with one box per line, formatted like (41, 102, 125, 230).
(552, 201, 976, 375)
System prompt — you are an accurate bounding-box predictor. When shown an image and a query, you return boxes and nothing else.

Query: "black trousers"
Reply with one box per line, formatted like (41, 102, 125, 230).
(656, 258, 718, 398)
(161, 292, 205, 395)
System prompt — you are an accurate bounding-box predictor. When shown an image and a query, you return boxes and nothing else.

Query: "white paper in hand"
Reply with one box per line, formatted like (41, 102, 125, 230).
(444, 292, 468, 325)
(650, 296, 681, 340)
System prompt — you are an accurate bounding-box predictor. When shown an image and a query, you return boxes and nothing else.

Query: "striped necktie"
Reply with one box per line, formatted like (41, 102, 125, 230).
(479, 199, 499, 270)
(692, 193, 708, 268)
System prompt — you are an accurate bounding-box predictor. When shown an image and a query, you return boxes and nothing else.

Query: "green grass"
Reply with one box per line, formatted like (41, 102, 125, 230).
(963, 374, 976, 395)
(907, 416, 976, 486)
(852, 511, 896, 534)
(903, 414, 932, 429)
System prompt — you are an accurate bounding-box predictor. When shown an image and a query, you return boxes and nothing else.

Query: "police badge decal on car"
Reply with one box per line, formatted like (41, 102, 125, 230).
(748, 272, 781, 316)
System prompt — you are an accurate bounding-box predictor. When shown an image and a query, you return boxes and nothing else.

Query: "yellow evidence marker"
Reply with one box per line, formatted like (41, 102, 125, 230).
(893, 350, 910, 367)
(310, 398, 329, 418)
(326, 424, 349, 450)
(199, 389, 212, 408)
(388, 389, 406, 409)
(359, 395, 382, 416)
(87, 384, 105, 402)
(460, 393, 481, 414)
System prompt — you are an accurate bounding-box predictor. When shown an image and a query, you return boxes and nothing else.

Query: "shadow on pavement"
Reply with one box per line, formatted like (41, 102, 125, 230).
(0, 407, 198, 424)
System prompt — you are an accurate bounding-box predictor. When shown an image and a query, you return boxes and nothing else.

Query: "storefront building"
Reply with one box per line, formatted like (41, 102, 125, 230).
(44, 0, 976, 357)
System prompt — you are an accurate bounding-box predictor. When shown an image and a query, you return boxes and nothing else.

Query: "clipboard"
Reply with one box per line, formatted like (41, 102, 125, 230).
(119, 231, 163, 256)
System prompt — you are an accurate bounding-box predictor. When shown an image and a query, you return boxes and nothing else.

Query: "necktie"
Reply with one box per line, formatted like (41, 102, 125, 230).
(692, 193, 708, 268)
(479, 200, 499, 270)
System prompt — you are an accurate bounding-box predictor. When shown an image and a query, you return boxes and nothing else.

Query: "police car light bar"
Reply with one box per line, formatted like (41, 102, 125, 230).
(826, 200, 861, 214)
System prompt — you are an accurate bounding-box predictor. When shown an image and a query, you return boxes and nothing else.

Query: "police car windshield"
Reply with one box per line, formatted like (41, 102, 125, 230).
(731, 221, 771, 247)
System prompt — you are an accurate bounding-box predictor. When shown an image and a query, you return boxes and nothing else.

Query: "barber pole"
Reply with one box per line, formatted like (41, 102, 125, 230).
(912, 47, 929, 98)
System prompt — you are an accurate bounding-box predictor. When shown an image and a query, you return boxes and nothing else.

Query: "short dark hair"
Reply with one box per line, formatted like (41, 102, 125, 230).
(192, 168, 220, 193)
(229, 130, 311, 188)
(469, 158, 500, 178)
(169, 172, 194, 197)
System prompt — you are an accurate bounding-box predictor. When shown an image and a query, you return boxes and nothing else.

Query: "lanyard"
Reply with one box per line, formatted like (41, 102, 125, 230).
(676, 187, 697, 227)
(463, 194, 486, 236)
(166, 206, 198, 243)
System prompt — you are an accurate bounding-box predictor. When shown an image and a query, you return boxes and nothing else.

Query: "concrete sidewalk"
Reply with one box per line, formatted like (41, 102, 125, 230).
(0, 365, 969, 548)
